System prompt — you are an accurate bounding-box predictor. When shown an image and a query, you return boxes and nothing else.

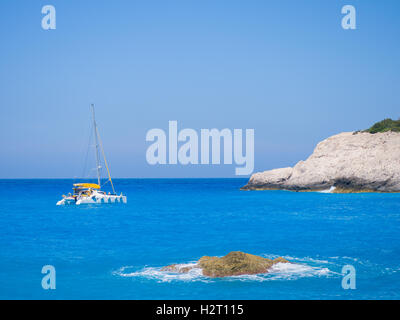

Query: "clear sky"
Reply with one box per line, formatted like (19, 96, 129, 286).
(0, 0, 399, 178)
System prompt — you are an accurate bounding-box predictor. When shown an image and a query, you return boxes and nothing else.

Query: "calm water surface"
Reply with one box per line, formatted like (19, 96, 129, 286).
(0, 179, 399, 299)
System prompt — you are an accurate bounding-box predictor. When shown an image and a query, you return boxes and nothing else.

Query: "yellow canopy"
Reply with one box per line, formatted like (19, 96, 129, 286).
(73, 183, 100, 189)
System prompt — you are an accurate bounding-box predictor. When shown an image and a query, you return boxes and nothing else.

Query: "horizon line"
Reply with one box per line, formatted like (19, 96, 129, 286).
(0, 177, 249, 180)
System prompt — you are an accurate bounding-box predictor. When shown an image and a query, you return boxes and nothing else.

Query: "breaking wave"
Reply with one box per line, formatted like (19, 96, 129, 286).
(113, 263, 209, 283)
(318, 186, 337, 193)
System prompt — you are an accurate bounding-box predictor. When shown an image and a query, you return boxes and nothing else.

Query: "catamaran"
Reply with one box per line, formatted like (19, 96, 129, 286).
(56, 104, 127, 205)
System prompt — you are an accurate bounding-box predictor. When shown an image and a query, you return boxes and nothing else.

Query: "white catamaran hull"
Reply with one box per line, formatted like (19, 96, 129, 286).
(57, 193, 127, 206)
(76, 194, 127, 205)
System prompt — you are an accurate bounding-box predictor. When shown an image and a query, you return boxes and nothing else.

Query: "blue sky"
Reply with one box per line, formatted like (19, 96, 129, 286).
(0, 0, 399, 178)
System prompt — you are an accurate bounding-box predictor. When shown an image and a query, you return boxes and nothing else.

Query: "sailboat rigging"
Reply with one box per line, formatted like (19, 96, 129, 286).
(56, 104, 127, 205)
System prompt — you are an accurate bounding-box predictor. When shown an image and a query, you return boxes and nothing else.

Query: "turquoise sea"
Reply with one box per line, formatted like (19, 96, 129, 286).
(0, 179, 399, 299)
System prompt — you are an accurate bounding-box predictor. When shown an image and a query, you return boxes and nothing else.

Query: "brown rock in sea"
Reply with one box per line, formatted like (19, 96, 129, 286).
(198, 251, 289, 278)
(160, 264, 195, 273)
(161, 252, 290, 277)
(272, 257, 290, 264)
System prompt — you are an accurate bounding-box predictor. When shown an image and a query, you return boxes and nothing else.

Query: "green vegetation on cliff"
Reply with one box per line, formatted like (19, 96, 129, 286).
(364, 118, 400, 134)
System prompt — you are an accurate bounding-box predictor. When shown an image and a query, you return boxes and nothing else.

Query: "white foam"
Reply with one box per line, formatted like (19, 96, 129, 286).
(281, 255, 331, 264)
(318, 186, 336, 193)
(268, 262, 331, 279)
(220, 262, 333, 282)
(114, 263, 209, 283)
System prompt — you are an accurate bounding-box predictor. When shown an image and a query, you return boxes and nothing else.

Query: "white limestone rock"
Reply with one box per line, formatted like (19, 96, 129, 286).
(242, 131, 400, 192)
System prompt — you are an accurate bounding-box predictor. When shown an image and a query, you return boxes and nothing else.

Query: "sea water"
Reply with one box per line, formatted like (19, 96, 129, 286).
(0, 179, 399, 299)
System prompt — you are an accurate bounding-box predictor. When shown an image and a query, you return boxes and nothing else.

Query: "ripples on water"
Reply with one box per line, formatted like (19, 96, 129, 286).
(1, 179, 400, 299)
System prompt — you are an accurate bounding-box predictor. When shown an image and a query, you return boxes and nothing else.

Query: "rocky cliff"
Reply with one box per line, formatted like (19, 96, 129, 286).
(242, 131, 400, 193)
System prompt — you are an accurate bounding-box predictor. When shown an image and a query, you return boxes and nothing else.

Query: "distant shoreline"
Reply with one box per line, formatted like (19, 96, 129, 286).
(0, 177, 249, 180)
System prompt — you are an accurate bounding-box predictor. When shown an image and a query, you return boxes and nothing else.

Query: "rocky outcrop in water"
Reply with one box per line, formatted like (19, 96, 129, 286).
(198, 251, 289, 277)
(162, 251, 289, 278)
(161, 264, 195, 273)
(242, 131, 400, 193)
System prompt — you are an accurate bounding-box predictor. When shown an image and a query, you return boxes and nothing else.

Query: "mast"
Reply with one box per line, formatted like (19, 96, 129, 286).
(97, 128, 116, 194)
(91, 104, 102, 186)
